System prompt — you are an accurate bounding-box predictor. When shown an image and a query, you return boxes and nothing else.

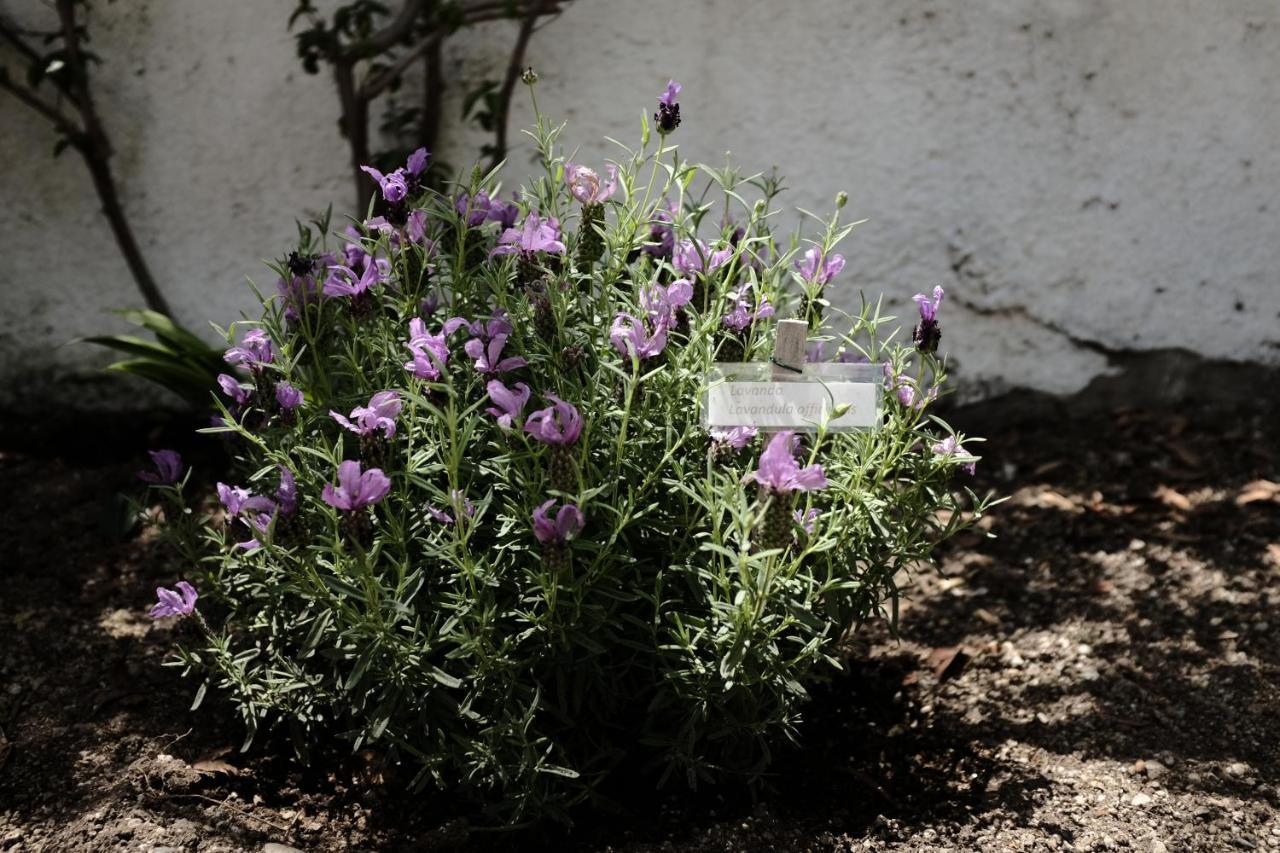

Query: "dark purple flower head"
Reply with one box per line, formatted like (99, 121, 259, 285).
(610, 313, 668, 362)
(149, 581, 198, 619)
(275, 381, 303, 411)
(710, 426, 757, 451)
(524, 393, 583, 446)
(217, 374, 252, 407)
(361, 165, 409, 204)
(565, 163, 618, 205)
(796, 248, 846, 286)
(138, 449, 183, 485)
(655, 79, 682, 134)
(321, 460, 391, 512)
(224, 329, 274, 369)
(746, 431, 828, 495)
(404, 318, 450, 381)
(464, 333, 527, 376)
(640, 279, 693, 326)
(932, 434, 977, 475)
(331, 390, 402, 439)
(486, 379, 531, 429)
(491, 213, 566, 257)
(912, 285, 944, 354)
(532, 499, 585, 544)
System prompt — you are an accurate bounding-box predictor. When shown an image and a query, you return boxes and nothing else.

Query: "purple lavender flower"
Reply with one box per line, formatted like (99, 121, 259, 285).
(217, 482, 276, 518)
(710, 426, 757, 450)
(532, 499, 585, 544)
(524, 393, 583, 446)
(485, 379, 531, 429)
(565, 163, 618, 205)
(321, 460, 391, 512)
(654, 79, 682, 134)
(746, 431, 828, 494)
(932, 434, 977, 475)
(642, 201, 678, 259)
(610, 313, 669, 361)
(224, 329, 274, 370)
(330, 391, 402, 439)
(361, 165, 409, 204)
(406, 147, 429, 177)
(836, 348, 869, 364)
(137, 449, 183, 485)
(406, 209, 429, 244)
(464, 333, 527, 376)
(444, 310, 513, 341)
(440, 489, 477, 524)
(217, 374, 252, 407)
(276, 272, 322, 323)
(275, 381, 303, 411)
(722, 285, 775, 332)
(796, 248, 846, 286)
(912, 285, 944, 354)
(491, 213, 566, 257)
(324, 258, 390, 299)
(883, 365, 938, 410)
(806, 341, 825, 363)
(795, 507, 821, 536)
(276, 466, 298, 516)
(149, 581, 198, 619)
(640, 279, 694, 327)
(404, 318, 450, 381)
(673, 238, 732, 278)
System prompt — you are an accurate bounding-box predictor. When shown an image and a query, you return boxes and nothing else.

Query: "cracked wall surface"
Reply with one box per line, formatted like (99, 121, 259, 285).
(2, 0, 1278, 410)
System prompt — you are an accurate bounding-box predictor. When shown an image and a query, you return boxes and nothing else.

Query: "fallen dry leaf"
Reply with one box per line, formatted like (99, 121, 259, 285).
(1154, 485, 1193, 512)
(192, 757, 240, 776)
(1266, 544, 1280, 568)
(1236, 480, 1280, 506)
(927, 646, 970, 682)
(1037, 489, 1081, 513)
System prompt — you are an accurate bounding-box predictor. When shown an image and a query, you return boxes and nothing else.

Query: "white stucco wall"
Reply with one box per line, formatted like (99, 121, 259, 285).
(2, 0, 1277, 409)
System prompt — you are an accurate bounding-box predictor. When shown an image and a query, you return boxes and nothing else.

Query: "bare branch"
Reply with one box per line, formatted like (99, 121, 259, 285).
(0, 14, 44, 66)
(0, 72, 81, 138)
(359, 31, 441, 102)
(344, 0, 426, 58)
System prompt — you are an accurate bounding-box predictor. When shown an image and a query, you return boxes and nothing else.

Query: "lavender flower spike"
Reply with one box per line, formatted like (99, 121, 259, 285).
(360, 165, 408, 204)
(149, 581, 198, 619)
(796, 248, 846, 286)
(532, 499, 585, 544)
(912, 285, 944, 354)
(224, 329, 274, 369)
(655, 79, 682, 134)
(565, 163, 618, 205)
(746, 431, 828, 494)
(491, 213, 566, 257)
(931, 434, 977, 475)
(404, 318, 450, 381)
(138, 449, 183, 485)
(275, 381, 303, 411)
(710, 426, 757, 451)
(610, 313, 669, 362)
(330, 391, 402, 439)
(321, 460, 391, 512)
(524, 393, 583, 446)
(485, 379, 532, 429)
(464, 333, 527, 376)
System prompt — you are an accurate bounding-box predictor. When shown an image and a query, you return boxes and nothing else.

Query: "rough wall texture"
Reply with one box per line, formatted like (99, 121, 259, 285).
(2, 0, 1277, 410)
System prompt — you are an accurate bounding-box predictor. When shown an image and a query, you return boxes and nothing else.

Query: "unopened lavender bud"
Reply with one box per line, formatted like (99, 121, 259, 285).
(830, 402, 852, 420)
(521, 66, 538, 85)
(835, 191, 848, 209)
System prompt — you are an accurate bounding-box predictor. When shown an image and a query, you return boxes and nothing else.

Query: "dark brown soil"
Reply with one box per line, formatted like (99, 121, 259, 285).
(1, 402, 1277, 852)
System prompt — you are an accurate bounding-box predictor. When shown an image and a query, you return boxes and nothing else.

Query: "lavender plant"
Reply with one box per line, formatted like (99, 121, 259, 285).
(144, 77, 997, 820)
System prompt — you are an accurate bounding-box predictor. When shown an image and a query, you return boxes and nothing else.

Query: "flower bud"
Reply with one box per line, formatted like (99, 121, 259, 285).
(835, 191, 848, 209)
(521, 66, 538, 85)
(830, 402, 852, 420)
